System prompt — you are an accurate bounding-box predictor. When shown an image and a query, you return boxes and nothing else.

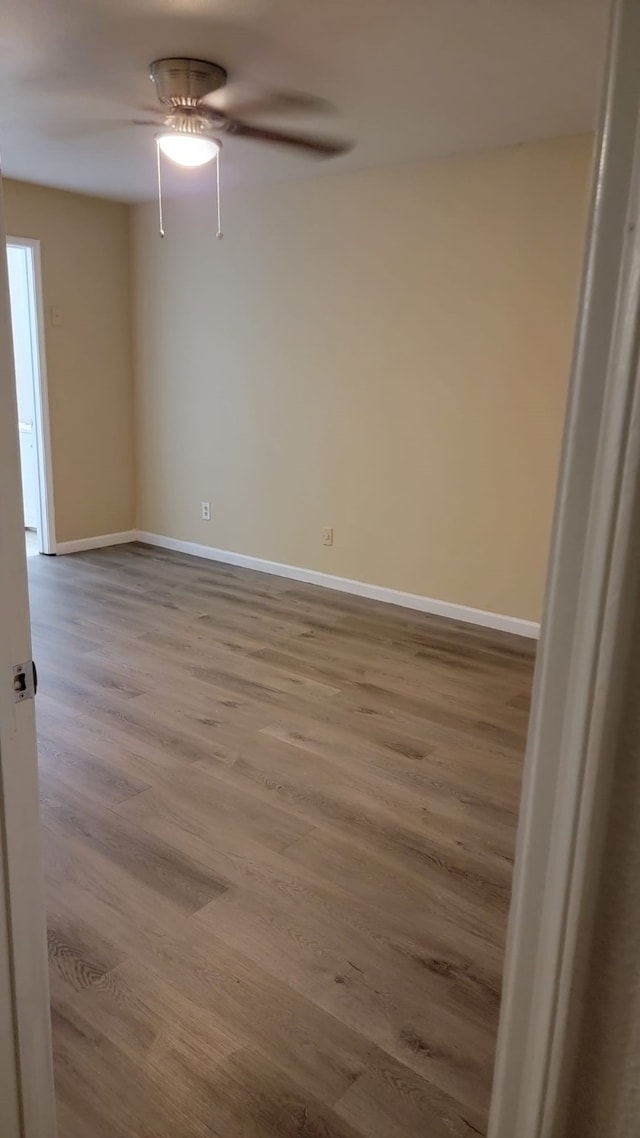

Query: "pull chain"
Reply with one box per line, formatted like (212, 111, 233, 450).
(156, 140, 165, 238)
(156, 138, 220, 241)
(215, 147, 223, 239)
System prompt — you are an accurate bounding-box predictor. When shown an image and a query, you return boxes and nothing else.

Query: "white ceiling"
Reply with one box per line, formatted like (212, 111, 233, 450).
(0, 0, 610, 202)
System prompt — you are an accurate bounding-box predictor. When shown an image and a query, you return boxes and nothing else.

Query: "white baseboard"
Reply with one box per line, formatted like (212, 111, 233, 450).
(55, 530, 137, 555)
(136, 531, 540, 639)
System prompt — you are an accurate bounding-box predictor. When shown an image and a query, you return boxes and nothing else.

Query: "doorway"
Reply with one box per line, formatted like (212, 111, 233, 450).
(6, 237, 54, 555)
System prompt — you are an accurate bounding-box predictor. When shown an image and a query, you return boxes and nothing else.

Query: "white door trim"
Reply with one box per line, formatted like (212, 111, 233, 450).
(489, 1, 640, 1133)
(6, 236, 55, 555)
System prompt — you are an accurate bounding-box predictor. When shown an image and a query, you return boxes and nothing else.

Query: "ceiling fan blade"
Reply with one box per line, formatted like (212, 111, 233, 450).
(201, 83, 331, 119)
(50, 117, 160, 140)
(139, 103, 171, 118)
(227, 121, 352, 157)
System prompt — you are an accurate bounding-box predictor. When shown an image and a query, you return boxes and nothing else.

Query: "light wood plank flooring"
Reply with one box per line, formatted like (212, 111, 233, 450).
(28, 542, 534, 1138)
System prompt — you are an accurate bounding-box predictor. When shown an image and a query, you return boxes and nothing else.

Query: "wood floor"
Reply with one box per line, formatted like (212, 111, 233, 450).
(28, 542, 534, 1138)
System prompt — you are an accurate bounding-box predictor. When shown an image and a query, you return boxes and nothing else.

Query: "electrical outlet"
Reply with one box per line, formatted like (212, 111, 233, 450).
(322, 526, 334, 547)
(201, 501, 211, 521)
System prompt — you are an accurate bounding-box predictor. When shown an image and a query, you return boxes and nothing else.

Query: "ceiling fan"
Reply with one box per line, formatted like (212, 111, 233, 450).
(147, 58, 350, 162)
(141, 57, 352, 237)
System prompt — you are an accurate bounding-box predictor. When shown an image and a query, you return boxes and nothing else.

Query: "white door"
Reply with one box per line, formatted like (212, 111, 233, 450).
(7, 244, 40, 530)
(19, 424, 39, 529)
(0, 181, 57, 1134)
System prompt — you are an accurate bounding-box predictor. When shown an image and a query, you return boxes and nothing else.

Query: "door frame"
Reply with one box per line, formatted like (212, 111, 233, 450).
(6, 236, 55, 555)
(488, 1, 640, 1133)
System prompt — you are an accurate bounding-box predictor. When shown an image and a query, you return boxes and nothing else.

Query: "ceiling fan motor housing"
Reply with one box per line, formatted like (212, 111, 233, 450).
(165, 108, 217, 136)
(149, 58, 227, 107)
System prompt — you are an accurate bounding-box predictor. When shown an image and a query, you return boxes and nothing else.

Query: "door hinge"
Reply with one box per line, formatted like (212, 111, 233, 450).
(13, 660, 37, 703)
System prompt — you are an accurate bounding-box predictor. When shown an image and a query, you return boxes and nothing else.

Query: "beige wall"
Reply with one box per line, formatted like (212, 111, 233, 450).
(4, 179, 134, 543)
(132, 134, 591, 622)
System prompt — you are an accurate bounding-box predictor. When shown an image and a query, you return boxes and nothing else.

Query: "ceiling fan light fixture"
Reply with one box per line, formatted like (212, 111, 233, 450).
(156, 132, 219, 167)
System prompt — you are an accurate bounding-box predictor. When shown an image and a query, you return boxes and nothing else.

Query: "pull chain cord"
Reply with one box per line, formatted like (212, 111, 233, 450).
(156, 140, 165, 238)
(215, 148, 223, 239)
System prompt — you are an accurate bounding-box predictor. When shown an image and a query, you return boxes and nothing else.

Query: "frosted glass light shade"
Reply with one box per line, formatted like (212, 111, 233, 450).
(157, 133, 219, 167)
